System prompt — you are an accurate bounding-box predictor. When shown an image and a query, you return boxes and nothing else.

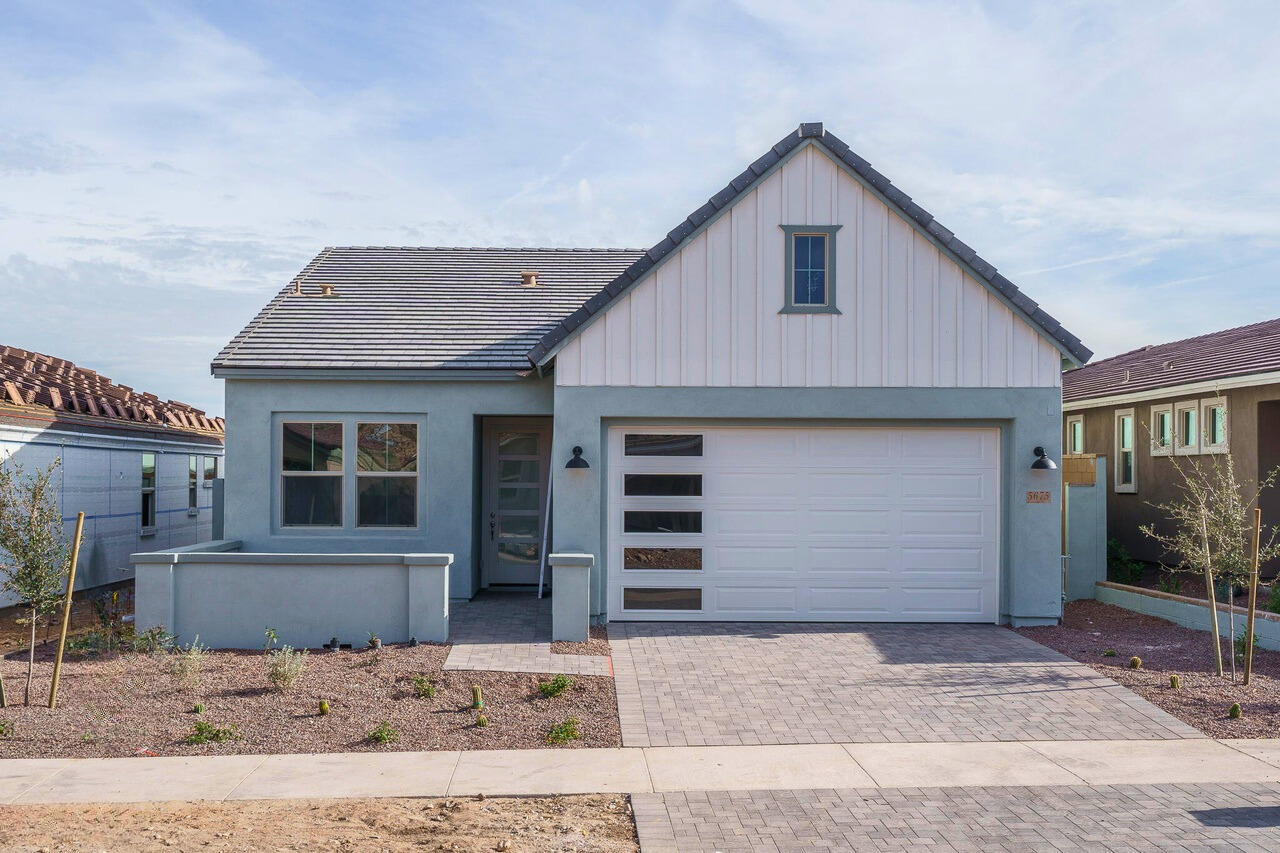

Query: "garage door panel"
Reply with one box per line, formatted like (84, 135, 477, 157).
(609, 426, 1000, 623)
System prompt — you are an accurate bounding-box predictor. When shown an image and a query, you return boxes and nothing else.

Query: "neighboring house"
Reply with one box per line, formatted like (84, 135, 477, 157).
(1062, 318, 1280, 572)
(0, 345, 225, 606)
(207, 121, 1089, 631)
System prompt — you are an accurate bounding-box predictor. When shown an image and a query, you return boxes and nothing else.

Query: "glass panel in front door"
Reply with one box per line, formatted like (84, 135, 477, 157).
(488, 429, 545, 585)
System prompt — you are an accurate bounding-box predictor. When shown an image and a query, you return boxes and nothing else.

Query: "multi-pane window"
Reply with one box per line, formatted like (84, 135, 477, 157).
(203, 455, 218, 487)
(1115, 411, 1136, 493)
(356, 422, 417, 527)
(140, 452, 157, 531)
(1065, 416, 1084, 455)
(1202, 399, 1228, 453)
(188, 455, 198, 513)
(281, 422, 343, 527)
(1150, 406, 1173, 456)
(1175, 402, 1199, 456)
(792, 233, 828, 306)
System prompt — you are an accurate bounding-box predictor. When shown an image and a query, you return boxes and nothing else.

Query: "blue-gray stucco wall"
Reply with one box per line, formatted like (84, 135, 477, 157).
(548, 385, 1065, 626)
(222, 376, 553, 598)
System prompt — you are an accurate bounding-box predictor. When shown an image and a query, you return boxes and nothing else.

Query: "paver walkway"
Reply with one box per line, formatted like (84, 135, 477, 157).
(633, 783, 1280, 852)
(444, 593, 611, 676)
(609, 622, 1199, 746)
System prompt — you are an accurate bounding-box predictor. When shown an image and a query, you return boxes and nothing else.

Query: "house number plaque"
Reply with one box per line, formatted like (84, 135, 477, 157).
(1026, 490, 1052, 504)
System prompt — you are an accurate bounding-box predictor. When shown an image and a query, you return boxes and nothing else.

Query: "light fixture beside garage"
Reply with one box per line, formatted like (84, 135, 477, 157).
(565, 446, 590, 469)
(1031, 446, 1057, 470)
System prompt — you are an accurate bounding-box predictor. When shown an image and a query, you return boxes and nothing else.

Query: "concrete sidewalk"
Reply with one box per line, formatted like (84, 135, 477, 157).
(5, 738, 1280, 805)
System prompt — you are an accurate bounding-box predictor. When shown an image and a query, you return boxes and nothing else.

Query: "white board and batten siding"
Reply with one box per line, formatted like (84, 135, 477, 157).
(556, 142, 1062, 389)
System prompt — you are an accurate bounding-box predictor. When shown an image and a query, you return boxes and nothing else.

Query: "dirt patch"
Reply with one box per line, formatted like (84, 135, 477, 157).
(0, 581, 133, 655)
(0, 794, 639, 852)
(550, 625, 611, 657)
(1016, 599, 1280, 738)
(0, 642, 620, 758)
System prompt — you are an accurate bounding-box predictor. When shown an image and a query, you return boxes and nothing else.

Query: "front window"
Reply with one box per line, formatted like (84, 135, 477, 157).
(1202, 399, 1228, 452)
(1150, 406, 1173, 456)
(356, 422, 418, 527)
(141, 452, 157, 531)
(1115, 411, 1136, 493)
(1175, 402, 1199, 455)
(281, 422, 343, 527)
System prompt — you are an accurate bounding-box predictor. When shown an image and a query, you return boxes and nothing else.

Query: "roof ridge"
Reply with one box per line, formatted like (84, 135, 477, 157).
(525, 122, 1092, 366)
(326, 246, 650, 253)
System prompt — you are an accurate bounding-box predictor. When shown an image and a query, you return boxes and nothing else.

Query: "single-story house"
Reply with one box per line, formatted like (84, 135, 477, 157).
(0, 345, 225, 607)
(139, 122, 1090, 647)
(1063, 317, 1280, 573)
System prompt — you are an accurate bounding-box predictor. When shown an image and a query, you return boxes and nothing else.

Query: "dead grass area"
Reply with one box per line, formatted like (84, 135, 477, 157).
(1016, 599, 1280, 738)
(0, 641, 620, 758)
(550, 625, 611, 657)
(0, 794, 639, 852)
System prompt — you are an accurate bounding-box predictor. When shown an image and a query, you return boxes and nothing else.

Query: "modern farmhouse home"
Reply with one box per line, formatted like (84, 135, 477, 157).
(137, 123, 1090, 648)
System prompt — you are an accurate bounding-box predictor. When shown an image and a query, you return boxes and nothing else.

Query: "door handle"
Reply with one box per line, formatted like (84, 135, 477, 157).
(490, 520, 496, 541)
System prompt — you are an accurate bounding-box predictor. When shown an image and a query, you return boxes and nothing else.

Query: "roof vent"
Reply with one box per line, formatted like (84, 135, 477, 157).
(520, 270, 540, 288)
(1163, 360, 1173, 371)
(317, 284, 338, 298)
(1123, 369, 1131, 382)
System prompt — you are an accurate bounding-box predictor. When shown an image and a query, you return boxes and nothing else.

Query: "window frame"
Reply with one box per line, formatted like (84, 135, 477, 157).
(187, 455, 199, 516)
(1115, 409, 1136, 494)
(1149, 405, 1173, 457)
(1174, 401, 1200, 456)
(1200, 397, 1228, 454)
(140, 451, 158, 534)
(779, 224, 842, 315)
(1065, 415, 1084, 455)
(280, 421, 345, 529)
(203, 455, 218, 488)
(354, 421, 420, 529)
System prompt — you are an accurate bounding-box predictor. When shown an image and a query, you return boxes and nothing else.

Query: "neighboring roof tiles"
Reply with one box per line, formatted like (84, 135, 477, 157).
(1063, 317, 1280, 404)
(213, 247, 646, 372)
(527, 122, 1092, 366)
(0, 345, 224, 438)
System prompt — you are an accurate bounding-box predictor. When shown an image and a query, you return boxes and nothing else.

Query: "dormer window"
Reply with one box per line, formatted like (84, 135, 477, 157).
(780, 225, 841, 314)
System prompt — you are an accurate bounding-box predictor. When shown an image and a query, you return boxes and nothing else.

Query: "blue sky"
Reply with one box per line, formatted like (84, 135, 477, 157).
(2, 0, 1278, 415)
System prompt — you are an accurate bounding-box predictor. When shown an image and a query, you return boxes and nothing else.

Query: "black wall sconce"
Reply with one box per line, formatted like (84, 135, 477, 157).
(1031, 446, 1057, 470)
(565, 446, 590, 469)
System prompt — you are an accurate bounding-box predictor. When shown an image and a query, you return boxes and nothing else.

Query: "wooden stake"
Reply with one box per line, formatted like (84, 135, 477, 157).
(1202, 512, 1224, 677)
(48, 511, 84, 710)
(1244, 507, 1263, 686)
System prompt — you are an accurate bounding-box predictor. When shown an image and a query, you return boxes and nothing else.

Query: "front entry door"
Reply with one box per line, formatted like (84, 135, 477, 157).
(482, 418, 552, 586)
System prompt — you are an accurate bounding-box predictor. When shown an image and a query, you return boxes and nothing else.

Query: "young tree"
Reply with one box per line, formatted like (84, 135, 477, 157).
(1141, 453, 1280, 679)
(0, 457, 77, 705)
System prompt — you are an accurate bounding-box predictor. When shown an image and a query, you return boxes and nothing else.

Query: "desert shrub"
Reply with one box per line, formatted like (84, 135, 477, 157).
(124, 625, 174, 654)
(545, 717, 581, 745)
(1269, 584, 1280, 615)
(412, 675, 436, 699)
(1155, 572, 1182, 595)
(192, 703, 205, 715)
(184, 720, 237, 744)
(0, 720, 12, 737)
(169, 636, 211, 690)
(1107, 540, 1144, 585)
(367, 722, 397, 744)
(267, 645, 308, 692)
(1102, 649, 1117, 657)
(1234, 632, 1259, 665)
(318, 699, 331, 716)
(537, 674, 574, 699)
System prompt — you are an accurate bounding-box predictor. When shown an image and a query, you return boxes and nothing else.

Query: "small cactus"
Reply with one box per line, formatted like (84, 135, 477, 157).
(476, 714, 489, 728)
(1229, 703, 1243, 719)
(318, 699, 331, 716)
(1129, 656, 1142, 670)
(471, 685, 484, 710)
(192, 703, 205, 714)
(1169, 675, 1180, 689)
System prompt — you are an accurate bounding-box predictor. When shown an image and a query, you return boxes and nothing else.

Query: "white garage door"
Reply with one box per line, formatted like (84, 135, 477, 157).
(606, 426, 1000, 622)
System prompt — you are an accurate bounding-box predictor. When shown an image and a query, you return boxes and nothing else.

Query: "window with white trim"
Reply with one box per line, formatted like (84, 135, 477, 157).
(281, 422, 343, 527)
(1115, 409, 1136, 493)
(1065, 415, 1084, 455)
(1201, 398, 1228, 453)
(1150, 405, 1173, 457)
(1174, 401, 1199, 456)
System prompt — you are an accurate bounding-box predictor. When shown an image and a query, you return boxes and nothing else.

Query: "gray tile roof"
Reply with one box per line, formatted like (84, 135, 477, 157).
(1063, 317, 1280, 403)
(212, 247, 646, 371)
(527, 122, 1092, 366)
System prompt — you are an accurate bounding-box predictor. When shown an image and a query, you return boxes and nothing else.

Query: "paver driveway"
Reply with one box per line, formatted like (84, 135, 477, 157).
(608, 622, 1198, 746)
(633, 783, 1280, 852)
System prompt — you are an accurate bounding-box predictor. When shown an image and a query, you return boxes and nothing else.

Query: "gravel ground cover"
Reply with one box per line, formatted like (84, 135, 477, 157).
(1016, 599, 1280, 738)
(0, 641, 620, 758)
(0, 794, 639, 852)
(550, 625, 611, 657)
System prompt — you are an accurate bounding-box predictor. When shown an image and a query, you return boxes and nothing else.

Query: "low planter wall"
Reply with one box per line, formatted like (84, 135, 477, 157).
(1096, 581, 1280, 652)
(133, 541, 452, 649)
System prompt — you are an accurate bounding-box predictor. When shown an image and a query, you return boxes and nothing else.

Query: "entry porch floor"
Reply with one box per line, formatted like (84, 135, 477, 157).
(444, 591, 611, 676)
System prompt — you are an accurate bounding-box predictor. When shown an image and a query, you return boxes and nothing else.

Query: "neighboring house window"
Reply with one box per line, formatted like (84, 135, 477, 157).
(780, 225, 841, 314)
(356, 422, 418, 527)
(1065, 415, 1084, 455)
(1175, 401, 1199, 456)
(1150, 405, 1173, 456)
(1201, 398, 1228, 453)
(203, 455, 217, 487)
(188, 456, 198, 515)
(1115, 410, 1136, 493)
(281, 422, 343, 527)
(140, 452, 157, 532)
